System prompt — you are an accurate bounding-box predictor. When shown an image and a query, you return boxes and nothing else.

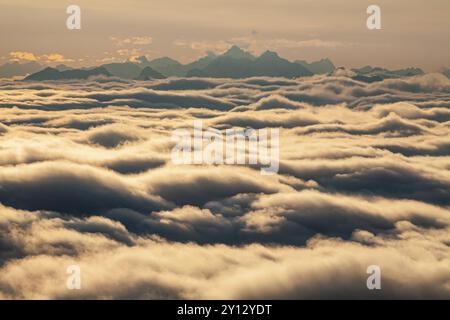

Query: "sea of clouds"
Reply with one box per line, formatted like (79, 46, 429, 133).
(0, 73, 449, 299)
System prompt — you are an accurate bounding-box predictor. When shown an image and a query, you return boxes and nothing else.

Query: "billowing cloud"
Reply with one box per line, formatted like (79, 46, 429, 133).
(0, 204, 448, 299)
(0, 73, 449, 299)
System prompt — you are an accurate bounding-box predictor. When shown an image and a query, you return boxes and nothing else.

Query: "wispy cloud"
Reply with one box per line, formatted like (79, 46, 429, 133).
(174, 39, 231, 53)
(174, 37, 347, 55)
(9, 51, 73, 63)
(110, 36, 153, 46)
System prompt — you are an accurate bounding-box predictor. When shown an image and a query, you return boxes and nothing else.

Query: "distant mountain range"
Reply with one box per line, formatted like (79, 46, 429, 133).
(0, 45, 445, 81)
(22, 46, 317, 80)
(25, 66, 111, 81)
(351, 66, 425, 82)
(141, 54, 217, 77)
(185, 47, 313, 78)
(295, 58, 335, 74)
(101, 62, 142, 79)
(135, 66, 166, 80)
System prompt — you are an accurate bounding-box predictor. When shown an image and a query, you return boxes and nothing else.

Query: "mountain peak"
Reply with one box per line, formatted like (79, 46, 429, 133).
(136, 56, 149, 64)
(226, 45, 244, 53)
(223, 45, 254, 60)
(259, 50, 280, 59)
(41, 67, 59, 72)
(150, 56, 181, 66)
(55, 64, 73, 71)
(136, 66, 166, 80)
(24, 66, 111, 81)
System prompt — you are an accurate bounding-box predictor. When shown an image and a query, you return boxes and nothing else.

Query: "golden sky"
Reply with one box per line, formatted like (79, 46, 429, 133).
(0, 0, 449, 70)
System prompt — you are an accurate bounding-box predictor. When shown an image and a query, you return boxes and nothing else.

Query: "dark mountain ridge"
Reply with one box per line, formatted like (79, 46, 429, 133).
(18, 46, 432, 81)
(24, 66, 111, 81)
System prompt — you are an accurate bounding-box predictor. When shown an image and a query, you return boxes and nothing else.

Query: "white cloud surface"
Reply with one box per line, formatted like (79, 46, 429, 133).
(0, 73, 449, 299)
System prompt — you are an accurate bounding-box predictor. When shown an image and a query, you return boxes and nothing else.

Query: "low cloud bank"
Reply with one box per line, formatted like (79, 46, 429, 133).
(0, 74, 449, 299)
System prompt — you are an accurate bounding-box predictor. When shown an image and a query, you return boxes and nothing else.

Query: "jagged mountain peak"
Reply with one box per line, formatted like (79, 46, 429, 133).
(222, 45, 254, 60)
(136, 56, 150, 64)
(136, 66, 166, 80)
(258, 50, 280, 59)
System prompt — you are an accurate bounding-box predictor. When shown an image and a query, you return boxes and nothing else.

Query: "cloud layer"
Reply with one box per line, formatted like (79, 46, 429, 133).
(0, 73, 449, 299)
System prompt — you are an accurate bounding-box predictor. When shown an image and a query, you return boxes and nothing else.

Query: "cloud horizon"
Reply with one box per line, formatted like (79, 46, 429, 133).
(0, 73, 449, 299)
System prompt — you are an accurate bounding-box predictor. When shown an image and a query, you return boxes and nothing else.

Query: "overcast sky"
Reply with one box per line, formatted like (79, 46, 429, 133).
(0, 0, 449, 71)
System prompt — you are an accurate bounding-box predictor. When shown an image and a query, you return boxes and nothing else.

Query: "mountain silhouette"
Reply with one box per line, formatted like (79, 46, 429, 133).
(24, 66, 111, 81)
(142, 47, 313, 78)
(138, 54, 217, 77)
(295, 58, 335, 74)
(0, 61, 43, 78)
(136, 66, 166, 80)
(187, 47, 312, 78)
(222, 45, 255, 60)
(184, 53, 217, 73)
(55, 64, 74, 72)
(145, 57, 185, 77)
(188, 55, 252, 78)
(252, 51, 312, 77)
(352, 66, 424, 79)
(102, 62, 143, 79)
(21, 45, 429, 81)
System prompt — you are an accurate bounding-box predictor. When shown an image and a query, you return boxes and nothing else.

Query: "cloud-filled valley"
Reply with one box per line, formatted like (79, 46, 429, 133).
(0, 73, 449, 299)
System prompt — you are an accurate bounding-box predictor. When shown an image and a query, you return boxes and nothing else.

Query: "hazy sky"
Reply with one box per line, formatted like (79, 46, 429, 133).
(0, 0, 449, 71)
